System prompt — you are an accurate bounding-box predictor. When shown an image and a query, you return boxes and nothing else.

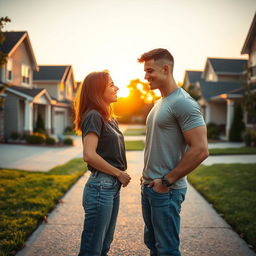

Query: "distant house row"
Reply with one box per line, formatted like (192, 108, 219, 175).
(183, 13, 256, 140)
(0, 31, 79, 141)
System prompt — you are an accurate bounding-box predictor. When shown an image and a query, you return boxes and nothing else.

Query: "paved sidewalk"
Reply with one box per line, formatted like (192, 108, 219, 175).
(15, 151, 255, 256)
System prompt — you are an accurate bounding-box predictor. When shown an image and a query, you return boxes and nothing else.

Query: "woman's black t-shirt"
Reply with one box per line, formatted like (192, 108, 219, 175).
(81, 109, 127, 172)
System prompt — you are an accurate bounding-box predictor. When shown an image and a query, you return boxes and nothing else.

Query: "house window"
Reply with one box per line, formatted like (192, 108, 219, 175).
(6, 58, 12, 81)
(21, 65, 30, 85)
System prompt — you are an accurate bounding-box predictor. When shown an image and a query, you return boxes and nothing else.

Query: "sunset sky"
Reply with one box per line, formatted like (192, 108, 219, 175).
(0, 0, 255, 96)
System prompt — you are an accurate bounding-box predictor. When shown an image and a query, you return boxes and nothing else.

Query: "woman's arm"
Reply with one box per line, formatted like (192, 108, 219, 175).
(83, 132, 131, 187)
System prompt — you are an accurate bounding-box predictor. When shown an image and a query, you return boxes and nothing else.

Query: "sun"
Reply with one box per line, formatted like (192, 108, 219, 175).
(117, 86, 130, 98)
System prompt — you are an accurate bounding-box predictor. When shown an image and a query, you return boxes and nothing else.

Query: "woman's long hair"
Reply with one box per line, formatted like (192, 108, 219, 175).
(73, 71, 112, 134)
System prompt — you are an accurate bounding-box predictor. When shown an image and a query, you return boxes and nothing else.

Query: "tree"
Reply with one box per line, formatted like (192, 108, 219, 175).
(113, 79, 160, 123)
(229, 103, 245, 142)
(0, 16, 11, 66)
(242, 67, 256, 126)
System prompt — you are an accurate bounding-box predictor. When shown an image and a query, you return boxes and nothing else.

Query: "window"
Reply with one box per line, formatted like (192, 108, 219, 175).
(21, 65, 30, 84)
(6, 58, 12, 81)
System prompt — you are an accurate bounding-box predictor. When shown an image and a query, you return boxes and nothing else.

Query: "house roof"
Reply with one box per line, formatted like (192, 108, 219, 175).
(208, 58, 247, 75)
(0, 31, 26, 53)
(241, 13, 256, 54)
(199, 80, 243, 100)
(8, 85, 44, 98)
(0, 31, 38, 70)
(186, 70, 203, 84)
(33, 65, 72, 82)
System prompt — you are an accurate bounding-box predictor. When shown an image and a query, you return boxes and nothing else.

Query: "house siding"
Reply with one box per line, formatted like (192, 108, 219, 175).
(34, 82, 58, 99)
(10, 41, 33, 87)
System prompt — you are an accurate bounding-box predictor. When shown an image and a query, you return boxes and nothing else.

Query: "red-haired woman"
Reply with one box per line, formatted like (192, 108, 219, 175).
(74, 71, 131, 256)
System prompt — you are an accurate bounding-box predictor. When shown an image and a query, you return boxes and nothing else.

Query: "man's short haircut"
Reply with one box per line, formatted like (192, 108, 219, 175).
(137, 48, 174, 65)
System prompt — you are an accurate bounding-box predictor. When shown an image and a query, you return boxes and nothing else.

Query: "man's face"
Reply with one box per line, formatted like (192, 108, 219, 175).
(144, 59, 166, 90)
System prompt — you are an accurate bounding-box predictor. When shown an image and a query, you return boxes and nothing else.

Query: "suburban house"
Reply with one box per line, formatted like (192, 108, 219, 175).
(184, 58, 247, 139)
(33, 65, 77, 135)
(241, 12, 256, 128)
(0, 31, 52, 140)
(183, 70, 203, 90)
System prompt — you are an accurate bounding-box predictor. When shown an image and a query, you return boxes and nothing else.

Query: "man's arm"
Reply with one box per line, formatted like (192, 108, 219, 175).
(149, 125, 208, 192)
(165, 125, 209, 183)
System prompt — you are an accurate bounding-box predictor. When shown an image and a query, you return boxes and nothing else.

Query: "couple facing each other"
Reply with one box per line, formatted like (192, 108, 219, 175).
(73, 48, 209, 256)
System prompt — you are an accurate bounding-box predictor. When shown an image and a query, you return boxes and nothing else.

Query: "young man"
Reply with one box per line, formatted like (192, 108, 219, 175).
(138, 48, 208, 256)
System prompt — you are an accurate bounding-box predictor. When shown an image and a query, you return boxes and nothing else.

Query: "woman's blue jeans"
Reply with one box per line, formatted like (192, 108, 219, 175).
(78, 171, 121, 256)
(141, 185, 187, 256)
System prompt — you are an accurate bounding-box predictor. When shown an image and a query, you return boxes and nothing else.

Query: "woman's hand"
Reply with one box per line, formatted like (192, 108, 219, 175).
(117, 171, 131, 187)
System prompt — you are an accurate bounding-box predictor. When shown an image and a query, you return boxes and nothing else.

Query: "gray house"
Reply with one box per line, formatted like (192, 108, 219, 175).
(0, 31, 52, 139)
(241, 12, 256, 127)
(184, 58, 247, 139)
(33, 65, 77, 135)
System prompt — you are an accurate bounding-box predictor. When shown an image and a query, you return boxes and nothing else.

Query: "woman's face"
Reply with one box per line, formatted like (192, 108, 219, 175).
(103, 76, 119, 104)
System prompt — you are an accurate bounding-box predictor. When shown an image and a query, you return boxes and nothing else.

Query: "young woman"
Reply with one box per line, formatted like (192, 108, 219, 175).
(74, 70, 131, 256)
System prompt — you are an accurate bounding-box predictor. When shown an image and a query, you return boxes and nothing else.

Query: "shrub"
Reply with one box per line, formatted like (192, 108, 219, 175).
(10, 132, 20, 140)
(26, 133, 46, 144)
(207, 122, 220, 139)
(229, 104, 245, 142)
(64, 126, 75, 135)
(45, 137, 56, 145)
(243, 130, 252, 147)
(63, 137, 73, 146)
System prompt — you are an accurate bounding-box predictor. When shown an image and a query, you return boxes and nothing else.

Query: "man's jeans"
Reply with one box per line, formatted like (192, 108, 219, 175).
(78, 171, 121, 256)
(141, 185, 187, 256)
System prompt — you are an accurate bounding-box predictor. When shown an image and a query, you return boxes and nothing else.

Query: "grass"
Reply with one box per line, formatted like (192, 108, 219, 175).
(188, 163, 256, 249)
(0, 158, 87, 256)
(125, 140, 145, 151)
(209, 147, 256, 155)
(123, 128, 146, 136)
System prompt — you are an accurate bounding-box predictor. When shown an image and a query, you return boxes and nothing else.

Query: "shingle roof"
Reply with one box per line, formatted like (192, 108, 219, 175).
(9, 85, 44, 98)
(33, 66, 70, 81)
(199, 81, 243, 100)
(0, 31, 26, 54)
(241, 13, 256, 54)
(208, 58, 247, 74)
(187, 71, 203, 84)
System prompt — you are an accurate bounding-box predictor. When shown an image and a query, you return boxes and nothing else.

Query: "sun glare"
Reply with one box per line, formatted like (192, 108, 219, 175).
(117, 86, 130, 98)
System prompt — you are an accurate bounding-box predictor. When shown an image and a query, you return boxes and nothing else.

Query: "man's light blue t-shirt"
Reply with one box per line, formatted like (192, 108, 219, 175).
(143, 88, 206, 189)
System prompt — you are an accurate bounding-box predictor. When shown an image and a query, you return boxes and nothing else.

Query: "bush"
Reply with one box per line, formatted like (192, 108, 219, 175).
(64, 126, 75, 135)
(244, 129, 256, 147)
(63, 137, 73, 145)
(207, 122, 220, 139)
(10, 132, 20, 140)
(45, 137, 56, 145)
(229, 104, 245, 142)
(26, 133, 46, 144)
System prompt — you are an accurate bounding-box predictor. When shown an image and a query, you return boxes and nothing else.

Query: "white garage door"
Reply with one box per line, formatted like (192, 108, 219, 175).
(54, 111, 65, 135)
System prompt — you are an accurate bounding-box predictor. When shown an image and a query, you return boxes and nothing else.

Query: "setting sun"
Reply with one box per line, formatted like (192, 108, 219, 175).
(117, 86, 130, 98)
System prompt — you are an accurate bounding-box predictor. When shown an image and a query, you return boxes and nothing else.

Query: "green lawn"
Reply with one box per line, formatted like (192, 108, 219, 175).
(0, 158, 87, 256)
(123, 128, 146, 136)
(188, 163, 256, 249)
(125, 140, 145, 151)
(209, 147, 256, 155)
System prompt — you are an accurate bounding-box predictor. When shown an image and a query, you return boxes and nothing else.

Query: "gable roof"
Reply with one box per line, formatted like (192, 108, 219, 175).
(208, 58, 247, 75)
(33, 65, 72, 82)
(186, 70, 203, 84)
(199, 80, 243, 100)
(0, 31, 38, 70)
(5, 85, 52, 102)
(241, 13, 256, 54)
